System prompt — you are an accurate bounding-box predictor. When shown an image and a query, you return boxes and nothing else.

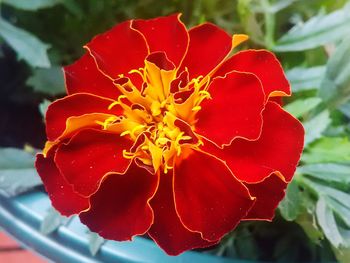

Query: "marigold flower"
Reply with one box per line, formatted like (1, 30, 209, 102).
(35, 14, 304, 255)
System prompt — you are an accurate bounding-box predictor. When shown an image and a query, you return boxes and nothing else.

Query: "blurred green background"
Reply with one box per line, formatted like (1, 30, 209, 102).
(1, 0, 350, 262)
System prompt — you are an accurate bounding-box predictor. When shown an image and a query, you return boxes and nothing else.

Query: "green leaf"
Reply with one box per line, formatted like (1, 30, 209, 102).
(237, 0, 264, 46)
(249, 0, 296, 14)
(284, 97, 321, 118)
(0, 148, 42, 197)
(2, 0, 62, 11)
(338, 227, 350, 248)
(316, 197, 343, 248)
(339, 103, 350, 118)
(39, 99, 51, 118)
(218, 235, 236, 258)
(279, 180, 302, 221)
(286, 66, 326, 92)
(88, 232, 105, 256)
(326, 197, 350, 228)
(301, 177, 350, 247)
(27, 67, 65, 95)
(302, 137, 350, 163)
(0, 18, 50, 68)
(234, 227, 260, 260)
(319, 37, 350, 108)
(40, 207, 68, 235)
(303, 110, 331, 146)
(294, 189, 324, 243)
(265, 0, 297, 13)
(273, 4, 350, 52)
(61, 0, 83, 17)
(296, 211, 323, 243)
(298, 163, 350, 185)
(309, 183, 350, 209)
(333, 246, 350, 263)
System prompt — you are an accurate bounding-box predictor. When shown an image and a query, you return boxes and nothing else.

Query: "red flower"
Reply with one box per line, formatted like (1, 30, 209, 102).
(35, 14, 304, 255)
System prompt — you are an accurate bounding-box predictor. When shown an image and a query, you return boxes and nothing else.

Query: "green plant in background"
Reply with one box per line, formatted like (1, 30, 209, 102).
(0, 0, 52, 68)
(1, 0, 350, 262)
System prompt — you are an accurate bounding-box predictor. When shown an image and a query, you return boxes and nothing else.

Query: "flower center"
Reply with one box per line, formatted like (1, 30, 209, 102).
(97, 52, 211, 174)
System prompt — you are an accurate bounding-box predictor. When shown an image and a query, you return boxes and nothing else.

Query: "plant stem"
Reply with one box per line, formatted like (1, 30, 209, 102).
(262, 0, 276, 49)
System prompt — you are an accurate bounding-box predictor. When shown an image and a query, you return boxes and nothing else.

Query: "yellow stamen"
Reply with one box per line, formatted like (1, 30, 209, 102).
(128, 68, 145, 82)
(175, 132, 185, 144)
(141, 145, 149, 150)
(90, 61, 214, 175)
(120, 130, 131, 137)
(199, 90, 212, 99)
(180, 135, 193, 141)
(156, 137, 169, 146)
(122, 150, 135, 159)
(164, 164, 173, 174)
(192, 106, 201, 111)
(129, 68, 144, 75)
(108, 95, 128, 110)
(150, 101, 162, 116)
(95, 116, 118, 130)
(108, 101, 120, 110)
(138, 157, 153, 166)
(132, 124, 146, 134)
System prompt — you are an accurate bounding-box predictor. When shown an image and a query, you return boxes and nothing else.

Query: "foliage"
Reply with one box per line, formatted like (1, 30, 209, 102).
(1, 0, 350, 262)
(0, 147, 42, 197)
(319, 36, 350, 108)
(40, 207, 68, 235)
(26, 67, 65, 95)
(2, 0, 63, 11)
(273, 3, 350, 52)
(0, 17, 50, 67)
(286, 66, 326, 92)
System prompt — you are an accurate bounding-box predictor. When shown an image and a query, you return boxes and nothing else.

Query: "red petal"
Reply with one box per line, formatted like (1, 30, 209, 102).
(148, 171, 216, 256)
(64, 53, 120, 99)
(79, 163, 158, 241)
(132, 14, 188, 67)
(55, 129, 133, 196)
(35, 154, 89, 216)
(146, 51, 175, 71)
(220, 102, 304, 183)
(179, 23, 232, 79)
(244, 174, 287, 220)
(269, 96, 283, 106)
(195, 71, 265, 147)
(173, 150, 254, 242)
(85, 20, 149, 80)
(214, 50, 291, 98)
(46, 93, 121, 141)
